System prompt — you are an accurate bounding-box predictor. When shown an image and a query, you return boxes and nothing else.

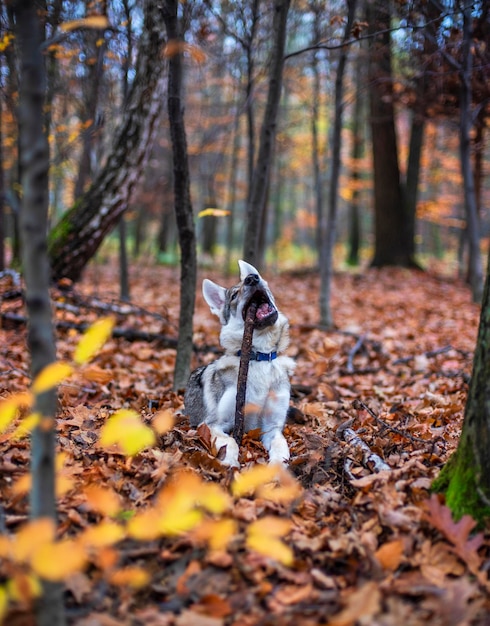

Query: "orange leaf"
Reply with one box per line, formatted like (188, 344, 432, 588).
(109, 566, 150, 589)
(374, 539, 404, 571)
(152, 408, 175, 435)
(84, 485, 122, 517)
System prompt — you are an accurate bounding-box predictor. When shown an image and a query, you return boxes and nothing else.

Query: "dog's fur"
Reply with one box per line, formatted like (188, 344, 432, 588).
(184, 260, 295, 467)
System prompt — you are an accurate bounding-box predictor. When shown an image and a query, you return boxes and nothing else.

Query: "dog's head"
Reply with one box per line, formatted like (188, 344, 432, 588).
(202, 260, 289, 354)
(202, 260, 278, 328)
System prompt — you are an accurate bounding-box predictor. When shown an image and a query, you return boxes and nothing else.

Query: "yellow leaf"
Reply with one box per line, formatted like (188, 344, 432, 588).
(151, 408, 175, 435)
(31, 539, 87, 581)
(246, 533, 293, 566)
(60, 16, 109, 32)
(126, 508, 163, 541)
(0, 393, 33, 432)
(84, 485, 121, 517)
(100, 409, 156, 456)
(80, 521, 125, 548)
(109, 566, 150, 589)
(247, 516, 293, 565)
(10, 412, 41, 440)
(158, 508, 203, 536)
(196, 482, 230, 515)
(257, 471, 302, 504)
(231, 464, 282, 498)
(32, 361, 74, 394)
(12, 518, 55, 563)
(192, 518, 237, 552)
(197, 208, 231, 218)
(74, 316, 115, 365)
(7, 573, 42, 602)
(0, 586, 8, 623)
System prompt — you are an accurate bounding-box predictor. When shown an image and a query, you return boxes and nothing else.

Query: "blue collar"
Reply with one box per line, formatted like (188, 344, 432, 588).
(236, 349, 277, 362)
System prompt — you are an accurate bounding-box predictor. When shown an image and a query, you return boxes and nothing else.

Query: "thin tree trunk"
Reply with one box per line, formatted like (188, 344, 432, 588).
(242, 0, 290, 268)
(0, 91, 4, 271)
(48, 0, 166, 283)
(346, 48, 364, 266)
(311, 44, 323, 262)
(162, 0, 197, 390)
(405, 113, 424, 261)
(319, 0, 357, 328)
(224, 106, 241, 276)
(459, 5, 483, 303)
(13, 0, 64, 622)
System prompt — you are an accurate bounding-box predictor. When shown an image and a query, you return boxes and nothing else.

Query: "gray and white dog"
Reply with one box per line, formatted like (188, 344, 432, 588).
(184, 260, 295, 467)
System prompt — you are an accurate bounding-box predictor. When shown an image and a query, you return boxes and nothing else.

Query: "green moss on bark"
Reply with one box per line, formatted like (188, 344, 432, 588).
(432, 436, 490, 525)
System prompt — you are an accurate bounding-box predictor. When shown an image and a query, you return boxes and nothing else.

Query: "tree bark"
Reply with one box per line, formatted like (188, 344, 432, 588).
(13, 0, 64, 622)
(459, 5, 483, 303)
(48, 0, 166, 283)
(319, 0, 357, 327)
(367, 0, 412, 267)
(162, 0, 197, 391)
(346, 47, 364, 266)
(404, 114, 424, 261)
(242, 0, 290, 268)
(432, 249, 490, 522)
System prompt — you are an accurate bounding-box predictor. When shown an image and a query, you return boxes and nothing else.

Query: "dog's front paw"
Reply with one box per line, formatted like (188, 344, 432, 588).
(212, 432, 240, 468)
(266, 433, 290, 467)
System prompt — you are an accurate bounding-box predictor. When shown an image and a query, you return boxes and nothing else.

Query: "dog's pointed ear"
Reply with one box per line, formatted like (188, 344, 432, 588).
(238, 259, 260, 281)
(202, 279, 227, 318)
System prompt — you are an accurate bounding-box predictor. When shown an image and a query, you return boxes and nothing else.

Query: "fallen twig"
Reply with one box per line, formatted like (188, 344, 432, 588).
(392, 345, 452, 365)
(346, 333, 367, 373)
(341, 427, 391, 473)
(353, 399, 434, 445)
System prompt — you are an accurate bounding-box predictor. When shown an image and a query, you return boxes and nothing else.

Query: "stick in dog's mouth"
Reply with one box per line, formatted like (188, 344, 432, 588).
(243, 288, 278, 329)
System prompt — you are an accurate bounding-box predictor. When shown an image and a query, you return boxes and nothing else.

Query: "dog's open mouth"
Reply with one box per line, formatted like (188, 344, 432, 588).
(244, 289, 278, 329)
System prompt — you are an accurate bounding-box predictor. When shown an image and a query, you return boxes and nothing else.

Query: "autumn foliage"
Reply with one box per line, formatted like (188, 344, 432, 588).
(0, 263, 489, 625)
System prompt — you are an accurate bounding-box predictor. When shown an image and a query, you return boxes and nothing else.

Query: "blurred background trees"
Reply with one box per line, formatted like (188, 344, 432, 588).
(0, 0, 488, 302)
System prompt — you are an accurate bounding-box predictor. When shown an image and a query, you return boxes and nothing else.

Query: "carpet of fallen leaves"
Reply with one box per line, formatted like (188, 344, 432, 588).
(1, 261, 490, 626)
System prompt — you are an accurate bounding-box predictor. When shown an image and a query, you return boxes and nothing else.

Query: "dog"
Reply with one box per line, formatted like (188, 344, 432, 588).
(184, 260, 295, 467)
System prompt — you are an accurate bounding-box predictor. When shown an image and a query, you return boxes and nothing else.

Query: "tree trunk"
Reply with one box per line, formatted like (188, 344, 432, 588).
(224, 106, 241, 276)
(432, 249, 490, 522)
(311, 43, 324, 262)
(459, 5, 483, 303)
(367, 0, 412, 267)
(73, 3, 107, 199)
(0, 91, 4, 271)
(242, 0, 290, 268)
(162, 0, 197, 391)
(346, 48, 364, 267)
(13, 0, 64, 622)
(319, 0, 357, 328)
(404, 113, 424, 261)
(48, 0, 166, 283)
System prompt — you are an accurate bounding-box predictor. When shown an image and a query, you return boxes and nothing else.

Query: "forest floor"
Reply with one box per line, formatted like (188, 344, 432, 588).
(1, 261, 489, 626)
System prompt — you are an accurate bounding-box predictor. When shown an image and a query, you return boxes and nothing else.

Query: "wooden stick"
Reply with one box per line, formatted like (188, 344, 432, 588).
(233, 301, 258, 445)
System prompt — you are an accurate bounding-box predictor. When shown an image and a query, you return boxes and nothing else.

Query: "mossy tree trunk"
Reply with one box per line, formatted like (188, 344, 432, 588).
(48, 0, 166, 284)
(432, 250, 490, 522)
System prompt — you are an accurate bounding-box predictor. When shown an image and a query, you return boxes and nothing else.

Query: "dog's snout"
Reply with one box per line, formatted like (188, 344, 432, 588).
(245, 273, 260, 286)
